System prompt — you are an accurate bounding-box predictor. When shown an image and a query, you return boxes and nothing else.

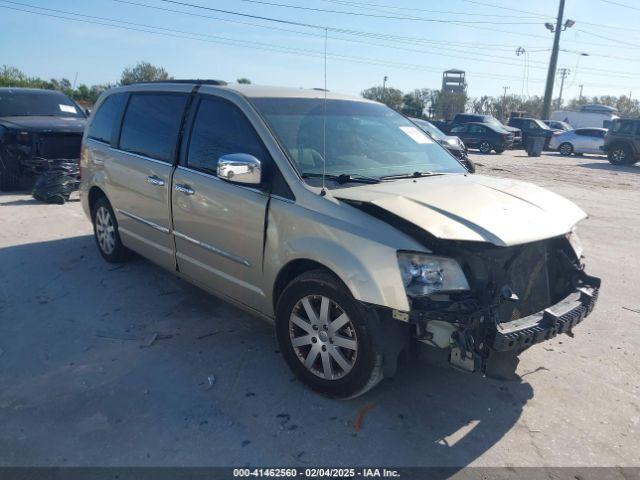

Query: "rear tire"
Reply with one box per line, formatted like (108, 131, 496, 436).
(608, 144, 632, 165)
(0, 154, 22, 191)
(559, 142, 573, 156)
(478, 141, 492, 154)
(275, 270, 383, 398)
(92, 196, 132, 263)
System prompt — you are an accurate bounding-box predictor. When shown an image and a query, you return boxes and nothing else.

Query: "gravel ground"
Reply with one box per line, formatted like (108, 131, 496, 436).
(0, 150, 638, 468)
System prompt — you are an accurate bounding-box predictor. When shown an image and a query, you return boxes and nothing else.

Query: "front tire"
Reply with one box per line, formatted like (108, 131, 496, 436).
(275, 270, 383, 398)
(478, 141, 492, 154)
(92, 196, 132, 263)
(559, 142, 573, 156)
(494, 148, 505, 154)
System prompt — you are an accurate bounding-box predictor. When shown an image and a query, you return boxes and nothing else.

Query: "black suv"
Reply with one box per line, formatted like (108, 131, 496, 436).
(450, 113, 522, 146)
(508, 117, 554, 147)
(0, 87, 87, 190)
(603, 118, 640, 165)
(449, 122, 514, 154)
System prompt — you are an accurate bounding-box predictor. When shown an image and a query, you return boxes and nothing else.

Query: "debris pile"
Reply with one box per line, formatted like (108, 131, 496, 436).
(32, 158, 80, 204)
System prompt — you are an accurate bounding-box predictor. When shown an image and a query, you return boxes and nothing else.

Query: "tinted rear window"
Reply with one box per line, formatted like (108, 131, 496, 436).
(87, 93, 126, 144)
(119, 93, 188, 163)
(611, 120, 637, 134)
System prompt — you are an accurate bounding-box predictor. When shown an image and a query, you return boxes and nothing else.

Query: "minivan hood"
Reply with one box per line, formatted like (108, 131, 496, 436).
(334, 174, 586, 247)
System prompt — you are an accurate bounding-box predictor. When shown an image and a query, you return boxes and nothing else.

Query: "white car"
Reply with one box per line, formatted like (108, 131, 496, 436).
(548, 128, 607, 156)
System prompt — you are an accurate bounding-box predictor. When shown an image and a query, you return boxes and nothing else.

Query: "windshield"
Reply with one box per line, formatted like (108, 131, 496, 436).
(533, 119, 551, 130)
(484, 116, 505, 129)
(252, 98, 465, 182)
(0, 90, 85, 118)
(411, 118, 446, 141)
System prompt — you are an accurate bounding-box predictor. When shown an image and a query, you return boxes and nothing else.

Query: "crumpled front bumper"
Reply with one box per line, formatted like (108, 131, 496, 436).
(490, 274, 600, 351)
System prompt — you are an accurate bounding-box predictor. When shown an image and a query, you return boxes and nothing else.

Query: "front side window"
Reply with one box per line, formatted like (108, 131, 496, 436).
(0, 89, 85, 118)
(119, 93, 188, 163)
(187, 96, 270, 175)
(450, 125, 466, 134)
(87, 93, 126, 144)
(251, 98, 466, 182)
(468, 125, 485, 134)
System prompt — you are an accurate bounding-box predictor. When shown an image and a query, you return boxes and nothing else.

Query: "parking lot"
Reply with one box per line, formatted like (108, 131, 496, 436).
(0, 149, 639, 467)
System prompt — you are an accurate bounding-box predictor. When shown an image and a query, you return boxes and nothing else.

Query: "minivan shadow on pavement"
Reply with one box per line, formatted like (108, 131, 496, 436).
(0, 235, 531, 468)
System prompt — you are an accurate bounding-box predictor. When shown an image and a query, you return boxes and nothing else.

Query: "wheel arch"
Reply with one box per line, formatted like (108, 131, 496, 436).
(88, 186, 108, 218)
(272, 258, 344, 312)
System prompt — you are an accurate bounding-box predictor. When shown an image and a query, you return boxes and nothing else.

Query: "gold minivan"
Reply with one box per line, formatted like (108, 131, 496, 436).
(80, 81, 600, 398)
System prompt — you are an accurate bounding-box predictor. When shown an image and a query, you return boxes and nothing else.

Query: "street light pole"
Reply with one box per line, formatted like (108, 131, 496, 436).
(541, 0, 566, 120)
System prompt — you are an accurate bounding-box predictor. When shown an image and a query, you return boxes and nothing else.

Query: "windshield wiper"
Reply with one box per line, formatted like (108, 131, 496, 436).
(302, 172, 380, 184)
(379, 171, 440, 180)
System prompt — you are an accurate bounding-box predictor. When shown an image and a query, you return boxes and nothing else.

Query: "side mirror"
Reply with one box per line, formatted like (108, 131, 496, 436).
(217, 153, 261, 185)
(85, 108, 91, 117)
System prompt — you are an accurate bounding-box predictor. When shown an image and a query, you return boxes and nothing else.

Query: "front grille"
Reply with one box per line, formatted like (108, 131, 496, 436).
(450, 237, 576, 323)
(35, 133, 82, 159)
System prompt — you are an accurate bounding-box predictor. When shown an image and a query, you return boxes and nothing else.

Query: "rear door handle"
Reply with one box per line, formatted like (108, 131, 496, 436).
(147, 175, 165, 187)
(175, 184, 195, 195)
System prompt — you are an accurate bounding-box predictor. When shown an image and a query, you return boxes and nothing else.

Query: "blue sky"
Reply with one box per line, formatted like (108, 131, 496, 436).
(0, 0, 638, 100)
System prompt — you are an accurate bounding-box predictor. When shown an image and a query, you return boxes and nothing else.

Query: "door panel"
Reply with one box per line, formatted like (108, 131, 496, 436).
(172, 167, 268, 308)
(106, 150, 174, 269)
(106, 91, 189, 270)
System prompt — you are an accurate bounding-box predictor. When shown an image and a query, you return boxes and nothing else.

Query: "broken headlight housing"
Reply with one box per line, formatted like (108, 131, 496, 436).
(397, 252, 470, 296)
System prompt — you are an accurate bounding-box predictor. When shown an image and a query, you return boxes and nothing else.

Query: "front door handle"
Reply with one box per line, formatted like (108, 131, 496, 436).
(147, 175, 165, 187)
(175, 183, 195, 195)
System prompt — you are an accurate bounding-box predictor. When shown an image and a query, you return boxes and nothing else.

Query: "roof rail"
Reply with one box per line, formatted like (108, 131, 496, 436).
(132, 79, 227, 86)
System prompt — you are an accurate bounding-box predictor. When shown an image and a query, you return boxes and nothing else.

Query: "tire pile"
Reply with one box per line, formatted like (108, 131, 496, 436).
(32, 158, 80, 204)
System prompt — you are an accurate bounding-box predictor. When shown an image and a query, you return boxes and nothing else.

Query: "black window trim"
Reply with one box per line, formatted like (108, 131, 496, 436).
(179, 92, 294, 199)
(115, 91, 190, 165)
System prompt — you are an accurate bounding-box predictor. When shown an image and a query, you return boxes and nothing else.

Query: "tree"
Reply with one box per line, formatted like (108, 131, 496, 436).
(120, 61, 170, 85)
(236, 78, 251, 84)
(361, 85, 404, 111)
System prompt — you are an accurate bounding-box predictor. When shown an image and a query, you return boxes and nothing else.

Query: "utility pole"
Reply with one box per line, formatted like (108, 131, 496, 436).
(541, 0, 572, 119)
(501, 86, 510, 121)
(578, 84, 584, 101)
(556, 68, 570, 110)
(382, 75, 388, 103)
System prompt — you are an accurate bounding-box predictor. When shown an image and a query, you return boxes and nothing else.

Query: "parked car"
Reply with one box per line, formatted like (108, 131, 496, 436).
(0, 87, 87, 191)
(550, 104, 619, 129)
(548, 128, 607, 156)
(508, 117, 554, 147)
(449, 113, 522, 146)
(449, 122, 514, 154)
(543, 120, 572, 132)
(409, 117, 475, 172)
(81, 81, 600, 398)
(603, 118, 640, 165)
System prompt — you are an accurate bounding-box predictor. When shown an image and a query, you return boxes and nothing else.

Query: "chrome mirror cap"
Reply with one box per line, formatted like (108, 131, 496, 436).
(217, 153, 261, 185)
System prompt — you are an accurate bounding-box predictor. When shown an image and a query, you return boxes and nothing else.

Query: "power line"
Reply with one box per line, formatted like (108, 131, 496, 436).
(227, 0, 544, 24)
(321, 0, 549, 19)
(0, 1, 636, 90)
(575, 28, 640, 48)
(597, 0, 640, 11)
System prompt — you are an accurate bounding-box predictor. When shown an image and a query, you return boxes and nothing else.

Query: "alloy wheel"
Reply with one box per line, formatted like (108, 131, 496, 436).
(560, 143, 573, 156)
(612, 148, 626, 163)
(479, 142, 491, 154)
(289, 295, 358, 380)
(95, 206, 116, 255)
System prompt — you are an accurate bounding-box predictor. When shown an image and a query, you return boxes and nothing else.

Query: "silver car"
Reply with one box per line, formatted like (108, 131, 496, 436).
(548, 128, 607, 156)
(80, 81, 600, 397)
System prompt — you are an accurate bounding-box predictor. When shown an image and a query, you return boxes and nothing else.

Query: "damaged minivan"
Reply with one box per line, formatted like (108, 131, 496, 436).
(81, 81, 600, 398)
